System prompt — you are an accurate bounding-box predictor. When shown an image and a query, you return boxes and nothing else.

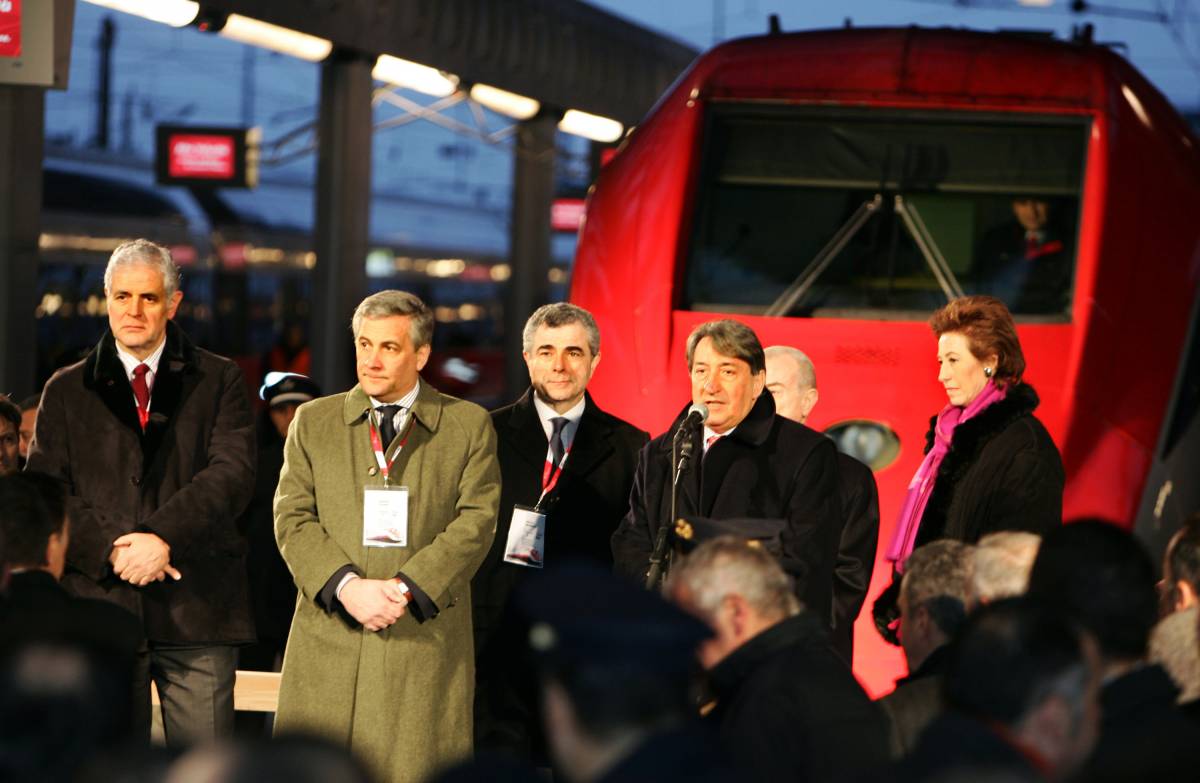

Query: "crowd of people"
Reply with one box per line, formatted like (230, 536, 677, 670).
(1, 237, 1199, 783)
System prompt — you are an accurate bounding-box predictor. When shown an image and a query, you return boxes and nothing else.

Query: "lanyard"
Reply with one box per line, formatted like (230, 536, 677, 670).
(536, 447, 571, 510)
(368, 410, 414, 486)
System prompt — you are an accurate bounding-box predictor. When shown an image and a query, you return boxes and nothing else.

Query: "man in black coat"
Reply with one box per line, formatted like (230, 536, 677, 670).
(878, 539, 973, 758)
(1027, 521, 1200, 782)
(26, 239, 256, 747)
(472, 303, 649, 757)
(764, 344, 879, 663)
(668, 537, 888, 782)
(611, 319, 841, 624)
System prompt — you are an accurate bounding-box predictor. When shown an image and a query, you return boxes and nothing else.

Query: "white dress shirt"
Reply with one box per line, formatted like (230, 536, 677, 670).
(114, 338, 167, 406)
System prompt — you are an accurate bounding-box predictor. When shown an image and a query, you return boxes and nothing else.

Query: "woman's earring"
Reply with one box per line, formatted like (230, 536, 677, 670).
(984, 367, 993, 378)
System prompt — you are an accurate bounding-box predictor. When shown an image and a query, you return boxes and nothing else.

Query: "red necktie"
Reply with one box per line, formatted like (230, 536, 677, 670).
(1024, 233, 1040, 259)
(132, 364, 151, 430)
(706, 435, 721, 450)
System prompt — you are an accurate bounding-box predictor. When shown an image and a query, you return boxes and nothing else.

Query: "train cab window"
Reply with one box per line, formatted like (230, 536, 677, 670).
(683, 108, 1087, 320)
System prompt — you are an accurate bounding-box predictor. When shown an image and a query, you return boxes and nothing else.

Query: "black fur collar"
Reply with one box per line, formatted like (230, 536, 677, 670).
(915, 383, 1040, 546)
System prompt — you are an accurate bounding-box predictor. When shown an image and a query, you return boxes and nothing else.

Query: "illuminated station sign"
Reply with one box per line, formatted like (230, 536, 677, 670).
(155, 125, 259, 188)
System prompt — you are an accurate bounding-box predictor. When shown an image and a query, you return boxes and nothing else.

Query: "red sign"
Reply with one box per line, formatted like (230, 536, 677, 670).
(551, 198, 586, 232)
(167, 134, 236, 179)
(0, 0, 21, 59)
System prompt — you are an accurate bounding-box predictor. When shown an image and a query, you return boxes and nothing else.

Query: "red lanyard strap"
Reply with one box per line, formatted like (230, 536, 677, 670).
(368, 411, 413, 485)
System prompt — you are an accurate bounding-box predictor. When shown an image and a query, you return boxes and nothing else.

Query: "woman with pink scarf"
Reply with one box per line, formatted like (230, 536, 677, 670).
(874, 296, 1063, 642)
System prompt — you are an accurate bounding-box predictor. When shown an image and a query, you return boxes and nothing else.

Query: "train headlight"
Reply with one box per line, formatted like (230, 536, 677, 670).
(824, 420, 901, 472)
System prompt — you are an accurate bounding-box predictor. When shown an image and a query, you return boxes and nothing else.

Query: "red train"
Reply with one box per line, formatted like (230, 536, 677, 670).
(569, 27, 1200, 695)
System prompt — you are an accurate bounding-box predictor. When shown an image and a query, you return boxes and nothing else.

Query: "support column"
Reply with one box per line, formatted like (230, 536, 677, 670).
(504, 111, 557, 399)
(311, 51, 373, 394)
(0, 86, 45, 398)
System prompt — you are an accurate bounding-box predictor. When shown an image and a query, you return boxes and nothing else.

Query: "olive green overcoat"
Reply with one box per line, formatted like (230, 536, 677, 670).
(273, 381, 500, 783)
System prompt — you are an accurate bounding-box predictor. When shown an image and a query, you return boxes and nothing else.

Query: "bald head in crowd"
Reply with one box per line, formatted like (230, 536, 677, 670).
(764, 347, 818, 424)
(970, 531, 1042, 608)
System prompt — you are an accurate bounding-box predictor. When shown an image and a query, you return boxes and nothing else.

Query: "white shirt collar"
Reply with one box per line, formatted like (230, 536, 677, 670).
(114, 337, 167, 383)
(369, 379, 420, 412)
(702, 424, 736, 454)
(532, 393, 586, 453)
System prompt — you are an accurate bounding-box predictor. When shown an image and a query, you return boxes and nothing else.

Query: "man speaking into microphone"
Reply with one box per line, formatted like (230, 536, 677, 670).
(612, 320, 842, 625)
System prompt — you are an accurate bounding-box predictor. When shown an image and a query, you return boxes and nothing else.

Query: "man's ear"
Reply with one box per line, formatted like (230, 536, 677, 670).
(1176, 580, 1198, 612)
(799, 387, 819, 421)
(415, 343, 432, 372)
(752, 370, 767, 398)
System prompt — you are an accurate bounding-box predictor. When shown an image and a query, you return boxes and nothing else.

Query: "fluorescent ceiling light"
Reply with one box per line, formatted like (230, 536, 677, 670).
(373, 55, 459, 98)
(220, 15, 332, 62)
(469, 83, 540, 121)
(1016, 0, 1053, 5)
(82, 0, 199, 27)
(558, 109, 624, 143)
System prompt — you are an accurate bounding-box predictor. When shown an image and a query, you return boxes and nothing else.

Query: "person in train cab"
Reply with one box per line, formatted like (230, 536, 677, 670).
(874, 295, 1062, 643)
(236, 372, 322, 676)
(764, 345, 879, 664)
(0, 395, 19, 476)
(611, 319, 842, 626)
(667, 536, 889, 782)
(272, 289, 500, 783)
(974, 196, 1074, 315)
(26, 238, 257, 747)
(472, 303, 649, 759)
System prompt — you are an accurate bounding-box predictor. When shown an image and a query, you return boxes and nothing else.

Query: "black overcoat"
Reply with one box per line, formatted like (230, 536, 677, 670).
(913, 382, 1064, 548)
(612, 392, 842, 624)
(472, 389, 648, 754)
(27, 322, 256, 644)
(831, 452, 879, 662)
(706, 612, 890, 782)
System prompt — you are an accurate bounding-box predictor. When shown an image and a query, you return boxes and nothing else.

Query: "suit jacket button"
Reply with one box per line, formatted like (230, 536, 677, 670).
(368, 466, 378, 476)
(130, 476, 140, 486)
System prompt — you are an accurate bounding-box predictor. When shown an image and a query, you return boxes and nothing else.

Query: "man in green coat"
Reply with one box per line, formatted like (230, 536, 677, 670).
(274, 290, 501, 783)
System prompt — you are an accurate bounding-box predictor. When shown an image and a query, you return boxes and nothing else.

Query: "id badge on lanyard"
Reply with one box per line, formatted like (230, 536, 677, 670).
(502, 447, 569, 568)
(363, 411, 414, 548)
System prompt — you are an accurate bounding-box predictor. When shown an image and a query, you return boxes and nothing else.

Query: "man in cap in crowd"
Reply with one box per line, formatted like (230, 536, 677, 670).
(27, 238, 256, 746)
(472, 303, 648, 757)
(764, 344, 879, 663)
(879, 539, 973, 758)
(237, 372, 322, 675)
(888, 597, 1100, 782)
(521, 561, 735, 782)
(273, 290, 500, 783)
(668, 536, 888, 782)
(612, 320, 842, 625)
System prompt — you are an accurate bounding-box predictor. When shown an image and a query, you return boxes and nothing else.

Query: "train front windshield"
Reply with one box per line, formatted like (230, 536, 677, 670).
(683, 107, 1088, 321)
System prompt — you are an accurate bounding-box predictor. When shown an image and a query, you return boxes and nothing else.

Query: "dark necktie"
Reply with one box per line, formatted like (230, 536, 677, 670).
(549, 417, 569, 470)
(377, 404, 402, 448)
(132, 363, 151, 430)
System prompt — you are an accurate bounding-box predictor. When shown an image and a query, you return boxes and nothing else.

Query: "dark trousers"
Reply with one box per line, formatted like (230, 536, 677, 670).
(132, 644, 236, 749)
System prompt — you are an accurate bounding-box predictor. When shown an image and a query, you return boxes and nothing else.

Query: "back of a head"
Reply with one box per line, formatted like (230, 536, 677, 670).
(166, 735, 375, 783)
(1027, 520, 1157, 662)
(903, 539, 973, 638)
(944, 597, 1088, 728)
(0, 472, 64, 570)
(971, 531, 1042, 605)
(667, 535, 800, 624)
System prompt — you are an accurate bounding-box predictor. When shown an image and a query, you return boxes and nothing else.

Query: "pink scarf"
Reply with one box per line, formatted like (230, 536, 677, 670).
(885, 380, 1007, 569)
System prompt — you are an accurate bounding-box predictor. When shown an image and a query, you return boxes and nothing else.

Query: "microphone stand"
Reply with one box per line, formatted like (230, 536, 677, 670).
(646, 426, 694, 590)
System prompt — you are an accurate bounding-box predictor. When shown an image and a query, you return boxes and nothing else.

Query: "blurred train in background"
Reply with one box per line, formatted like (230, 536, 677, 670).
(35, 160, 575, 408)
(570, 26, 1200, 694)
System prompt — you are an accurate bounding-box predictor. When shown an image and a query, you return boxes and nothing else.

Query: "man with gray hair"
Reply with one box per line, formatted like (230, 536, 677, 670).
(273, 289, 501, 783)
(879, 539, 974, 757)
(612, 319, 842, 628)
(969, 530, 1041, 608)
(764, 344, 880, 665)
(28, 238, 256, 746)
(668, 536, 888, 782)
(471, 302, 648, 758)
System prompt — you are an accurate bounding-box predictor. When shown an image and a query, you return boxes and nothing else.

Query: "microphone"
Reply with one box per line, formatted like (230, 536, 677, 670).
(682, 402, 709, 428)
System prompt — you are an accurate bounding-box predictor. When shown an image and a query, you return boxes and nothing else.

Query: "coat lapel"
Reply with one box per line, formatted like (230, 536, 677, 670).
(85, 332, 144, 436)
(561, 393, 615, 478)
(700, 392, 777, 516)
(506, 390, 551, 472)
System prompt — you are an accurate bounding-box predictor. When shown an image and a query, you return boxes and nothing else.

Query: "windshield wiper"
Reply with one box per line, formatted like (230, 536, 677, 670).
(764, 193, 883, 317)
(893, 194, 965, 302)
